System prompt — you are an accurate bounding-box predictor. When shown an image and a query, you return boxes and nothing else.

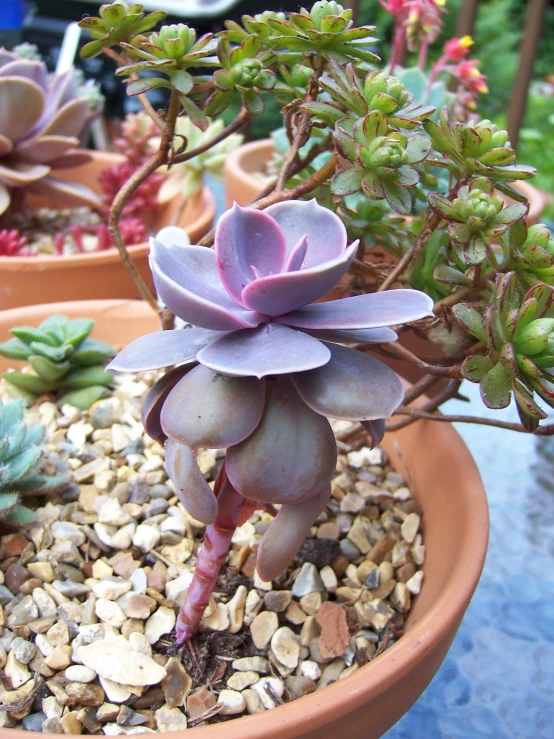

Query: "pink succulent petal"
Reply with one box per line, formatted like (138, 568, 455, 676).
(160, 364, 265, 450)
(108, 327, 224, 372)
(150, 238, 266, 330)
(162, 243, 224, 291)
(225, 378, 337, 505)
(0, 60, 48, 90)
(306, 327, 397, 343)
(241, 240, 359, 316)
(25, 176, 102, 209)
(360, 419, 386, 449)
(276, 290, 434, 329)
(196, 323, 331, 378)
(291, 343, 404, 420)
(36, 98, 92, 138)
(15, 135, 79, 164)
(165, 440, 218, 525)
(0, 135, 13, 156)
(48, 151, 93, 169)
(142, 364, 195, 445)
(0, 77, 44, 141)
(285, 234, 309, 271)
(256, 481, 332, 581)
(0, 162, 49, 187)
(265, 199, 348, 267)
(215, 203, 286, 305)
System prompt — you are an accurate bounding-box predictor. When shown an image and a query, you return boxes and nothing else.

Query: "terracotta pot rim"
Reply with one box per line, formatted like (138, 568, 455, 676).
(0, 298, 489, 739)
(0, 189, 216, 271)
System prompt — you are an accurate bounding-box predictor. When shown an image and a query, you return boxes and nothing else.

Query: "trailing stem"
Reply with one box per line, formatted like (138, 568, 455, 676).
(175, 464, 245, 643)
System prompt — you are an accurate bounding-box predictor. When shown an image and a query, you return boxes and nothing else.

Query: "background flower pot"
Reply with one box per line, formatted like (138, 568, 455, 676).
(0, 152, 216, 311)
(224, 139, 548, 224)
(0, 299, 489, 739)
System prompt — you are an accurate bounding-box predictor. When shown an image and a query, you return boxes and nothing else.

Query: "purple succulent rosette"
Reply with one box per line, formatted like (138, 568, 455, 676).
(109, 199, 432, 580)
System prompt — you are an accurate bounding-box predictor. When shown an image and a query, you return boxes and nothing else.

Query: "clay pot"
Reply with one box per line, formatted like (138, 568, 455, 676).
(0, 151, 216, 311)
(225, 138, 549, 225)
(0, 298, 488, 739)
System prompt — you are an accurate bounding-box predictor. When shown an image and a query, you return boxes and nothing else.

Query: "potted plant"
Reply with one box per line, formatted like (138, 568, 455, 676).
(0, 0, 553, 735)
(0, 47, 218, 311)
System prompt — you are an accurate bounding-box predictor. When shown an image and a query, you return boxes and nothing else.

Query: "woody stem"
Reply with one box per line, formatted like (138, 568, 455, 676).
(175, 464, 245, 643)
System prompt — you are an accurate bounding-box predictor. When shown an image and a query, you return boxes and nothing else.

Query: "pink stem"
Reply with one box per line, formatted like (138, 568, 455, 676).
(389, 25, 406, 74)
(175, 464, 245, 643)
(418, 38, 430, 70)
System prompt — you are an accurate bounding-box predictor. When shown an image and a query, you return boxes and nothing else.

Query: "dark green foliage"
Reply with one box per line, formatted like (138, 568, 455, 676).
(0, 316, 115, 410)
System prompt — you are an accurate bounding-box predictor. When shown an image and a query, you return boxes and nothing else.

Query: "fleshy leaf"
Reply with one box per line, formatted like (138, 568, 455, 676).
(142, 364, 194, 445)
(165, 440, 218, 525)
(197, 323, 331, 378)
(291, 343, 403, 420)
(161, 364, 265, 450)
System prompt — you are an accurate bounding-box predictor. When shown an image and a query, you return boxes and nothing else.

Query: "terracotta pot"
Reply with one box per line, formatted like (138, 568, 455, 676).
(225, 139, 550, 225)
(0, 299, 488, 739)
(0, 151, 216, 311)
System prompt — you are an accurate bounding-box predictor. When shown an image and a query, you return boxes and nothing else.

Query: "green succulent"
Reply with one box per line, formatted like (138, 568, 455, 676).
(331, 110, 431, 214)
(79, 0, 167, 59)
(222, 11, 287, 44)
(206, 35, 277, 116)
(428, 177, 528, 264)
(508, 222, 554, 288)
(266, 2, 378, 65)
(0, 399, 69, 534)
(340, 193, 411, 254)
(424, 108, 536, 200)
(306, 63, 433, 131)
(454, 274, 554, 429)
(0, 316, 115, 410)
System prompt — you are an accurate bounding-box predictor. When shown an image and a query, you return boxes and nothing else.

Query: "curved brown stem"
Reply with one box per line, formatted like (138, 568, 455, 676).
(172, 108, 249, 165)
(388, 406, 554, 435)
(369, 341, 464, 379)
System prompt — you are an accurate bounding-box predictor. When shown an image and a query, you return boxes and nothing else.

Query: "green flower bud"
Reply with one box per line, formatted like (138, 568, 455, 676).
(310, 1, 344, 28)
(290, 64, 313, 88)
(517, 318, 554, 355)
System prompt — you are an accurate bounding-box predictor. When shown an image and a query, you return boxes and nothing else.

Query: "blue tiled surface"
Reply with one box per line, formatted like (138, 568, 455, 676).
(210, 179, 554, 737)
(384, 385, 554, 738)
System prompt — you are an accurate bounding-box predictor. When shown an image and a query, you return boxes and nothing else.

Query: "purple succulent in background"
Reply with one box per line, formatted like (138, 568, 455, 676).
(109, 199, 432, 583)
(0, 48, 101, 215)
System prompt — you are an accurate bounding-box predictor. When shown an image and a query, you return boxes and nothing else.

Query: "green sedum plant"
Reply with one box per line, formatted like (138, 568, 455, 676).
(0, 316, 115, 410)
(0, 399, 69, 533)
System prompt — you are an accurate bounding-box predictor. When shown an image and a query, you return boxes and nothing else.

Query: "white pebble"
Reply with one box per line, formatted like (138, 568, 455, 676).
(217, 689, 246, 715)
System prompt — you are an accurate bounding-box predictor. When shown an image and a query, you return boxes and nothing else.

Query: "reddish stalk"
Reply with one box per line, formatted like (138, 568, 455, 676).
(175, 464, 245, 644)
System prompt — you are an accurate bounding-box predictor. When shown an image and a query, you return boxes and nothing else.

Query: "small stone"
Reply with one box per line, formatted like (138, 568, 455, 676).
(45, 644, 72, 670)
(391, 582, 411, 612)
(5, 563, 32, 593)
(244, 589, 263, 625)
(291, 563, 325, 598)
(347, 516, 371, 554)
(401, 512, 420, 544)
(299, 616, 320, 647)
(133, 525, 161, 553)
(202, 602, 229, 632)
(251, 677, 284, 709)
(96, 702, 120, 721)
(124, 594, 156, 620)
(270, 627, 300, 670)
(26, 562, 55, 583)
(232, 656, 268, 673)
(144, 607, 175, 644)
(317, 522, 340, 539)
(117, 705, 148, 727)
(59, 711, 83, 734)
(286, 675, 316, 700)
(65, 665, 96, 683)
(164, 573, 193, 606)
(8, 594, 38, 626)
(5, 651, 31, 688)
(32, 587, 58, 619)
(317, 658, 346, 689)
(227, 585, 247, 634)
(226, 670, 259, 691)
(78, 636, 167, 686)
(11, 637, 36, 664)
(128, 632, 152, 656)
(129, 569, 148, 595)
(315, 602, 350, 660)
(320, 565, 338, 593)
(340, 492, 365, 513)
(51, 521, 85, 547)
(396, 562, 416, 583)
(411, 544, 425, 565)
(93, 577, 132, 600)
(22, 712, 47, 732)
(161, 657, 192, 707)
(95, 598, 126, 628)
(110, 552, 141, 579)
(284, 601, 307, 625)
(65, 681, 105, 707)
(406, 570, 424, 595)
(42, 719, 63, 733)
(242, 688, 265, 714)
(299, 591, 324, 616)
(250, 611, 279, 649)
(214, 689, 244, 716)
(367, 536, 396, 565)
(1, 533, 29, 558)
(155, 705, 187, 731)
(392, 541, 411, 567)
(186, 686, 216, 719)
(264, 590, 292, 613)
(52, 579, 90, 598)
(91, 560, 113, 580)
(99, 677, 133, 703)
(299, 660, 321, 681)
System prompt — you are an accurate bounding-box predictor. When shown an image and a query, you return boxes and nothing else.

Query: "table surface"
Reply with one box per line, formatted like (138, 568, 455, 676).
(210, 179, 554, 738)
